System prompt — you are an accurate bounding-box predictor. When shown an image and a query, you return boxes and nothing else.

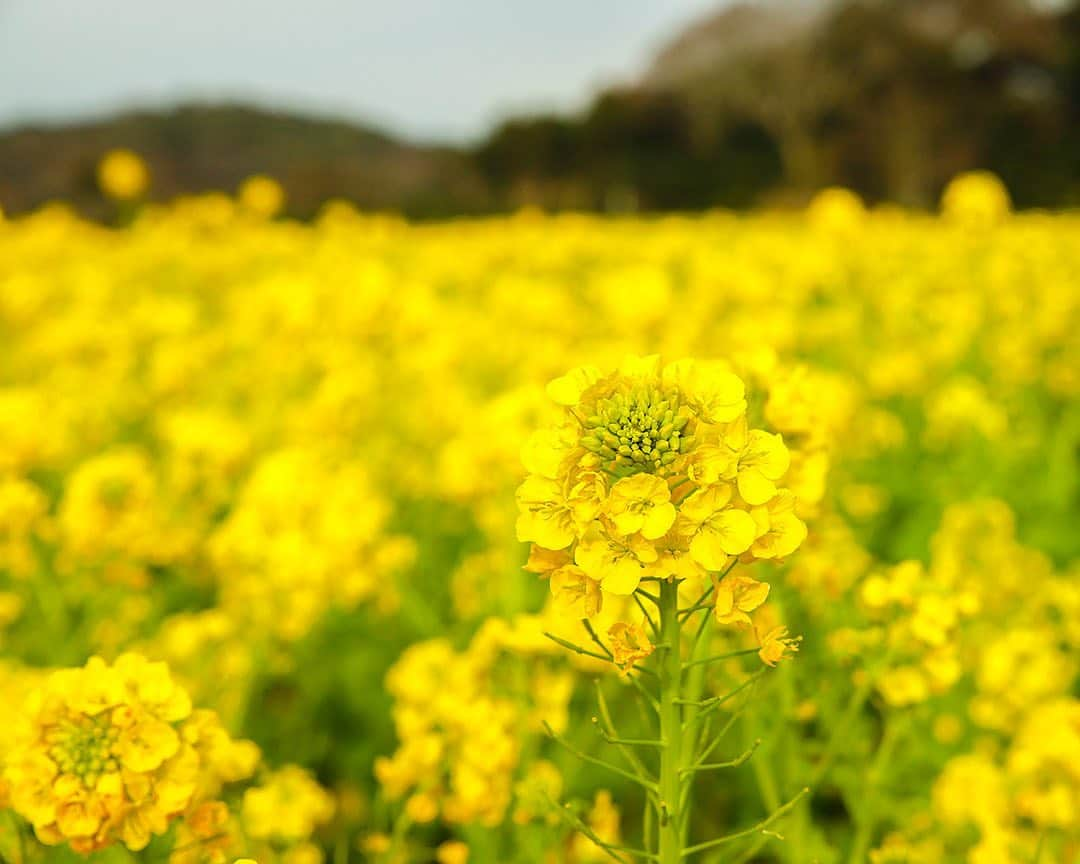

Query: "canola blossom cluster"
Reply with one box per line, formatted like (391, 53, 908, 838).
(4, 654, 257, 853)
(0, 160, 1076, 864)
(517, 355, 805, 661)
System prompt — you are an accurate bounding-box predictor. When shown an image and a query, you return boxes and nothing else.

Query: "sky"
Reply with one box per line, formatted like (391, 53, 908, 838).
(0, 0, 726, 143)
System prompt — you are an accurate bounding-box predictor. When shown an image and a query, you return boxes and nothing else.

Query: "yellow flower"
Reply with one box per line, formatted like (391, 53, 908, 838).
(4, 653, 250, 853)
(436, 841, 470, 864)
(97, 149, 149, 200)
(608, 622, 655, 669)
(662, 358, 746, 424)
(238, 175, 286, 218)
(757, 626, 801, 667)
(941, 171, 1012, 227)
(878, 666, 930, 707)
(523, 545, 571, 575)
(242, 765, 335, 841)
(549, 566, 603, 618)
(515, 475, 576, 550)
(405, 791, 439, 823)
(678, 485, 756, 571)
(606, 474, 676, 539)
(116, 714, 180, 772)
(749, 491, 807, 559)
(571, 790, 622, 863)
(807, 187, 866, 233)
(731, 428, 791, 506)
(575, 527, 657, 595)
(713, 575, 770, 628)
(654, 529, 708, 584)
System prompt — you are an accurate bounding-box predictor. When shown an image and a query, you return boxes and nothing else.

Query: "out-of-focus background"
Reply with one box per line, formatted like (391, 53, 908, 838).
(2, 0, 1079, 219)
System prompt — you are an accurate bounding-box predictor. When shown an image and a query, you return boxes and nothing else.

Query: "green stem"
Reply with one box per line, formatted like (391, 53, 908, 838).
(846, 716, 904, 864)
(681, 787, 810, 858)
(658, 579, 685, 864)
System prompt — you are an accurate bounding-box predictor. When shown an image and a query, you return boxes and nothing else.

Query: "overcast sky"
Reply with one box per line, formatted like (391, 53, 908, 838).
(0, 0, 725, 143)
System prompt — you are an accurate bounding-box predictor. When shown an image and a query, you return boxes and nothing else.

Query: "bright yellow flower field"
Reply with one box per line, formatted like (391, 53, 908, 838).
(0, 172, 1077, 864)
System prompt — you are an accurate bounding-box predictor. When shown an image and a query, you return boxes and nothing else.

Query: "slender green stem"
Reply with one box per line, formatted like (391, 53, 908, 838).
(683, 672, 764, 733)
(682, 648, 758, 670)
(677, 597, 713, 620)
(6, 812, 27, 864)
(582, 618, 613, 656)
(680, 787, 810, 858)
(658, 579, 685, 864)
(544, 631, 611, 663)
(846, 716, 905, 864)
(544, 631, 657, 677)
(634, 591, 660, 636)
(644, 795, 655, 856)
(545, 795, 654, 863)
(543, 721, 659, 792)
(594, 682, 659, 786)
(680, 739, 761, 776)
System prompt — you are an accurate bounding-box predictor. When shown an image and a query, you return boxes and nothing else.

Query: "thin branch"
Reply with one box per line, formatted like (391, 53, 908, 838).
(693, 704, 745, 765)
(594, 681, 660, 787)
(683, 648, 759, 670)
(544, 631, 611, 663)
(583, 618, 614, 657)
(545, 630, 657, 678)
(543, 796, 634, 864)
(627, 668, 662, 712)
(680, 739, 761, 776)
(543, 721, 659, 792)
(634, 591, 660, 636)
(594, 726, 668, 747)
(681, 787, 810, 858)
(683, 672, 765, 732)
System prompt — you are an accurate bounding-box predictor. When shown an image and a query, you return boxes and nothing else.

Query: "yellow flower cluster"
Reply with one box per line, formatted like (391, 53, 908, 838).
(376, 639, 520, 827)
(209, 450, 416, 641)
(375, 609, 581, 831)
(855, 560, 974, 707)
(3, 654, 257, 853)
(242, 766, 335, 852)
(517, 356, 805, 607)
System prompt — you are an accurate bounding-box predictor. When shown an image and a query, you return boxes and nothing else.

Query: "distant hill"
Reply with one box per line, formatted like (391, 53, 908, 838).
(0, 105, 491, 219)
(2, 0, 1078, 217)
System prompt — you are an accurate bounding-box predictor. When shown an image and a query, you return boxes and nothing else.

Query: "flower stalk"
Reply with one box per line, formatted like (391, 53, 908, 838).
(657, 578, 685, 864)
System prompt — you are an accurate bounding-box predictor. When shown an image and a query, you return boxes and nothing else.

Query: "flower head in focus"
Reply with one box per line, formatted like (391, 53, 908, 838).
(518, 356, 805, 620)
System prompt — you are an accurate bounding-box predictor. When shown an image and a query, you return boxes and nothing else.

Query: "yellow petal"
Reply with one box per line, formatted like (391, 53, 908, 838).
(546, 365, 600, 406)
(601, 560, 643, 595)
(641, 502, 676, 539)
(689, 532, 730, 572)
(714, 510, 756, 556)
(737, 469, 777, 506)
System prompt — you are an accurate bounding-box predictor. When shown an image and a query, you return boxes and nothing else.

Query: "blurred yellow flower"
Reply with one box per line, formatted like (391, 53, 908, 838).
(238, 175, 286, 218)
(97, 149, 149, 200)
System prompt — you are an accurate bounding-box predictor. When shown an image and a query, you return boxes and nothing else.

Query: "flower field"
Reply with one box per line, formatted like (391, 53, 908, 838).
(0, 172, 1077, 864)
